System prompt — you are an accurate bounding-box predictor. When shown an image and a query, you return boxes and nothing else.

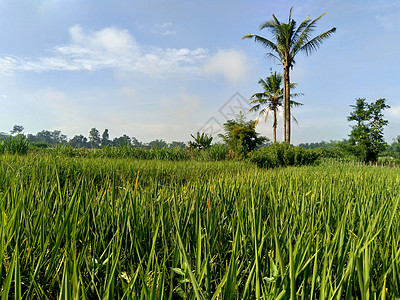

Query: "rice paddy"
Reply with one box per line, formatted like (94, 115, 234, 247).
(1, 154, 399, 299)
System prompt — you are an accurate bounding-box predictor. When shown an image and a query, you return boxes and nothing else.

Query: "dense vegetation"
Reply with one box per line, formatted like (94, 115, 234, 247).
(0, 154, 399, 298)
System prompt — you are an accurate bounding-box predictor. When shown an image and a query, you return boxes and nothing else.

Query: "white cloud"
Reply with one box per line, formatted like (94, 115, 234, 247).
(0, 26, 253, 82)
(68, 25, 139, 56)
(388, 105, 400, 119)
(203, 49, 251, 84)
(0, 25, 207, 77)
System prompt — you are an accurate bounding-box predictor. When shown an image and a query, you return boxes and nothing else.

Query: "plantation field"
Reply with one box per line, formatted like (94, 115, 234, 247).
(0, 154, 400, 299)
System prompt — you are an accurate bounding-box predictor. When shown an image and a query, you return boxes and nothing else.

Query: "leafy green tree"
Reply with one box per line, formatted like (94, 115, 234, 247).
(131, 137, 142, 148)
(148, 139, 167, 148)
(28, 130, 67, 146)
(10, 125, 24, 136)
(89, 128, 101, 148)
(243, 8, 336, 143)
(52, 130, 67, 144)
(385, 136, 400, 158)
(0, 132, 8, 141)
(219, 112, 268, 157)
(348, 98, 390, 162)
(249, 71, 302, 142)
(188, 132, 213, 150)
(101, 129, 110, 147)
(112, 135, 131, 147)
(69, 135, 88, 148)
(169, 141, 186, 149)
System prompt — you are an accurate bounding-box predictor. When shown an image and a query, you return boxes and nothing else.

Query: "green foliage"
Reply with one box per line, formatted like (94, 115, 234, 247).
(189, 144, 229, 161)
(348, 98, 390, 162)
(69, 134, 89, 148)
(1, 156, 400, 298)
(27, 129, 67, 145)
(188, 132, 213, 150)
(111, 134, 131, 147)
(169, 141, 186, 149)
(2, 135, 30, 155)
(383, 136, 400, 158)
(243, 8, 336, 143)
(250, 71, 303, 142)
(219, 112, 268, 157)
(0, 132, 8, 141)
(29, 141, 50, 149)
(101, 128, 110, 147)
(377, 155, 399, 167)
(88, 127, 101, 148)
(148, 139, 168, 148)
(249, 142, 319, 168)
(10, 124, 24, 135)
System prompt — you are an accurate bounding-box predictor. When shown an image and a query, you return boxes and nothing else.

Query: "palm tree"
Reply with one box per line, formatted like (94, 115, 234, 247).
(243, 7, 335, 143)
(188, 132, 213, 150)
(249, 71, 302, 142)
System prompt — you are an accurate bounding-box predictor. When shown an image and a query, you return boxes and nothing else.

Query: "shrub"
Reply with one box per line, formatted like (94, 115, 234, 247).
(249, 142, 319, 168)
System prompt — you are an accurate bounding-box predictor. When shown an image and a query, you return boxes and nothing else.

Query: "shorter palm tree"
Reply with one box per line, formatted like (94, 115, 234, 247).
(249, 71, 302, 142)
(188, 132, 213, 150)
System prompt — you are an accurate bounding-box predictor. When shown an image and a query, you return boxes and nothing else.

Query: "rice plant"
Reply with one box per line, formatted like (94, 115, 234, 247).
(0, 154, 399, 298)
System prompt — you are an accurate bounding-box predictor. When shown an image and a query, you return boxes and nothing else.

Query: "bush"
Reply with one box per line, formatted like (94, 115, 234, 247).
(249, 142, 319, 168)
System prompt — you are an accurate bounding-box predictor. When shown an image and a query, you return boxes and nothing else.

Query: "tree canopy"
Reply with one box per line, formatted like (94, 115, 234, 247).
(219, 112, 268, 157)
(348, 98, 390, 162)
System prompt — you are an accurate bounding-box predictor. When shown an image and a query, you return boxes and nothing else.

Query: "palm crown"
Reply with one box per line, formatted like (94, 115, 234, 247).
(249, 71, 302, 142)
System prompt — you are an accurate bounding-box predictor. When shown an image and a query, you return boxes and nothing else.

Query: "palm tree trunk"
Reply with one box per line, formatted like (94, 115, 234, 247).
(273, 109, 277, 143)
(282, 88, 286, 142)
(283, 65, 291, 143)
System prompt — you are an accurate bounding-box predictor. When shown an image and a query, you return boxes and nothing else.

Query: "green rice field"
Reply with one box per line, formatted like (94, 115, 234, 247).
(1, 154, 400, 299)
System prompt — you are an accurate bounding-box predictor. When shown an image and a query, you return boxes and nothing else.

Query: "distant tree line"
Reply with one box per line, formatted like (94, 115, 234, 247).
(0, 126, 186, 149)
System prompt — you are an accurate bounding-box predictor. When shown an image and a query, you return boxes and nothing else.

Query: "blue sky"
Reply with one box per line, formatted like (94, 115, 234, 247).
(0, 0, 399, 145)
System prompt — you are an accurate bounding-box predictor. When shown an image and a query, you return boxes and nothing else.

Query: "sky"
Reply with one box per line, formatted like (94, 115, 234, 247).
(0, 0, 399, 145)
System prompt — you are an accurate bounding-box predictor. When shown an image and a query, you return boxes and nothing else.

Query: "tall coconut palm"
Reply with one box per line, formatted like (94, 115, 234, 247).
(243, 8, 336, 143)
(249, 71, 302, 142)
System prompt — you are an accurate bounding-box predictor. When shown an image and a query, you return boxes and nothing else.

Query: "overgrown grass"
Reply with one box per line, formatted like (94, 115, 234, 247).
(0, 135, 29, 155)
(0, 154, 399, 298)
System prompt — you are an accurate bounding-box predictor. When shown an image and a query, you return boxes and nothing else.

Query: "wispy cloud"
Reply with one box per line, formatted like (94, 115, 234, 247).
(0, 25, 207, 76)
(152, 22, 177, 36)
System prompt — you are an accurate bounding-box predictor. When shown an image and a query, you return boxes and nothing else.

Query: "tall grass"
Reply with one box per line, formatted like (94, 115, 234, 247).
(0, 154, 399, 298)
(35, 145, 229, 161)
(0, 135, 29, 155)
